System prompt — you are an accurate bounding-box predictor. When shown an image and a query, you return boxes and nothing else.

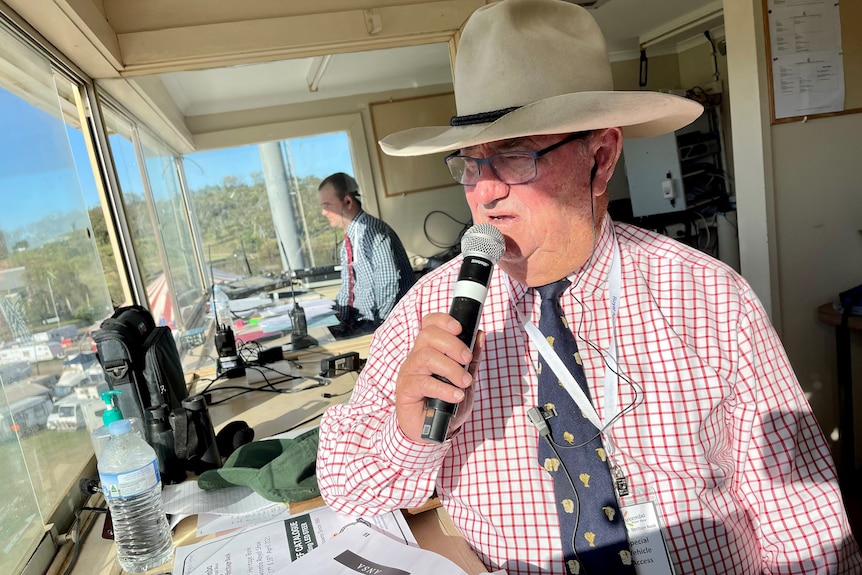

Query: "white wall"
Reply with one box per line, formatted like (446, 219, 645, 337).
(771, 114, 862, 449)
(724, 0, 862, 460)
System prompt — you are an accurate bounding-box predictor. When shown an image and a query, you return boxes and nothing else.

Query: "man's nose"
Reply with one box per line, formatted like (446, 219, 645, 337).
(470, 168, 509, 204)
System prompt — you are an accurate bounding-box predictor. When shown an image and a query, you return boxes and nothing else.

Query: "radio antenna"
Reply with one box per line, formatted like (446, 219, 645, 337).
(239, 238, 253, 276)
(208, 245, 219, 329)
(279, 239, 316, 350)
(278, 238, 299, 309)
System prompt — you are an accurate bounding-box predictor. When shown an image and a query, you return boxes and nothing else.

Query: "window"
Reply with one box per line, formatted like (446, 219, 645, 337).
(103, 109, 207, 334)
(184, 132, 356, 280)
(0, 23, 115, 574)
(139, 128, 203, 329)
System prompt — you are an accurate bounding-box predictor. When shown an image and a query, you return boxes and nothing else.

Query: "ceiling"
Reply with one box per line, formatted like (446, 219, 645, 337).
(148, 0, 725, 118)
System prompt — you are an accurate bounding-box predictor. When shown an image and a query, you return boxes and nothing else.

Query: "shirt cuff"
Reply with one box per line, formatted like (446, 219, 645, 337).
(380, 414, 450, 472)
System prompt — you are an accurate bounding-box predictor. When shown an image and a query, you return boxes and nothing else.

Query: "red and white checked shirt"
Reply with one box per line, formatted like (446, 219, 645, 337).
(318, 218, 862, 574)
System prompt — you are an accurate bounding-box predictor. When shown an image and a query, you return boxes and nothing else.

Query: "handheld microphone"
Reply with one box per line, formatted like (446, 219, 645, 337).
(421, 223, 505, 443)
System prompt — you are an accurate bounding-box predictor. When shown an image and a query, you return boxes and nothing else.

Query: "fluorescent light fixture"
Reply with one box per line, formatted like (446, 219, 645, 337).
(306, 55, 332, 93)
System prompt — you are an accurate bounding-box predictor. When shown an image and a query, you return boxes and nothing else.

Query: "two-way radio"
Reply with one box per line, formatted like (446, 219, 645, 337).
(210, 249, 244, 378)
(279, 239, 317, 350)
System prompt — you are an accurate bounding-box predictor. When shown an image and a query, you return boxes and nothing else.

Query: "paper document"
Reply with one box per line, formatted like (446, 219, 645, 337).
(767, 0, 844, 118)
(284, 522, 470, 575)
(197, 505, 294, 537)
(162, 481, 285, 516)
(173, 505, 416, 575)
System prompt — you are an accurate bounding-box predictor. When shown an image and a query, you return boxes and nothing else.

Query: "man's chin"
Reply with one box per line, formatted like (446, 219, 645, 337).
(496, 255, 525, 279)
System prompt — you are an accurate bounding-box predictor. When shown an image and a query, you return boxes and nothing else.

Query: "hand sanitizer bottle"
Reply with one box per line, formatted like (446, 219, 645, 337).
(91, 390, 143, 461)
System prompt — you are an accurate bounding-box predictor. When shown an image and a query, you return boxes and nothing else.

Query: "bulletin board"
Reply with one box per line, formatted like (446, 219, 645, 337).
(369, 93, 457, 197)
(764, 0, 862, 124)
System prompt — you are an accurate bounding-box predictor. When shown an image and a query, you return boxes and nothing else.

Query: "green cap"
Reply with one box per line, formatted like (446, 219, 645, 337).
(197, 428, 319, 503)
(99, 390, 124, 426)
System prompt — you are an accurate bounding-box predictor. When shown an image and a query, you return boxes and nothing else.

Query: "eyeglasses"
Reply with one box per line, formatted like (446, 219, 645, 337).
(444, 132, 588, 186)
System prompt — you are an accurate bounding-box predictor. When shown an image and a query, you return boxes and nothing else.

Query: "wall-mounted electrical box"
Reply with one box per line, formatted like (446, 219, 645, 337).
(622, 110, 724, 218)
(623, 131, 686, 217)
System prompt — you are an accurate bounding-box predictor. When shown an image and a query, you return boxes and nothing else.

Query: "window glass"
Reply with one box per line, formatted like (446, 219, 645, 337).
(103, 108, 165, 297)
(0, 30, 114, 574)
(64, 112, 125, 309)
(183, 133, 354, 280)
(139, 129, 201, 329)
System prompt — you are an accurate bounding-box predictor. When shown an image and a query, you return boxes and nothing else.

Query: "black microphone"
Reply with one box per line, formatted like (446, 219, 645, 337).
(422, 223, 505, 443)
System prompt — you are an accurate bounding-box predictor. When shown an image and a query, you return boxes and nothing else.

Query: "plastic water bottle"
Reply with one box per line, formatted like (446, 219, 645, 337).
(211, 284, 232, 329)
(98, 419, 173, 572)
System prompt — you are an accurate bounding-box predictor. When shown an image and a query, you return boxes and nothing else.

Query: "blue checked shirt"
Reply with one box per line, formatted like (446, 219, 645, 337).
(337, 210, 415, 325)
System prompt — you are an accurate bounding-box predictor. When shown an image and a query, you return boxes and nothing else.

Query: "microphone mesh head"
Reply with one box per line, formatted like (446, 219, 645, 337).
(461, 223, 505, 263)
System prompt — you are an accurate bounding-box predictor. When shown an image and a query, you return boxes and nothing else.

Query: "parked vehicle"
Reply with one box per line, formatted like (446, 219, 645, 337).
(0, 341, 64, 364)
(46, 395, 86, 431)
(0, 383, 53, 440)
(52, 372, 101, 399)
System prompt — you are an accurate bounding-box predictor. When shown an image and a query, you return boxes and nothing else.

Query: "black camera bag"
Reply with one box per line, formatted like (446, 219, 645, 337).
(93, 305, 155, 428)
(94, 305, 219, 481)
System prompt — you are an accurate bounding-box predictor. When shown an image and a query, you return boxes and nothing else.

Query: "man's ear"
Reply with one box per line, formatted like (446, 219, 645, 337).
(590, 127, 623, 197)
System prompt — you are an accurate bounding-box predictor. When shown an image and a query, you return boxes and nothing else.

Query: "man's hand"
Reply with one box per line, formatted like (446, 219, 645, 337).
(395, 313, 484, 443)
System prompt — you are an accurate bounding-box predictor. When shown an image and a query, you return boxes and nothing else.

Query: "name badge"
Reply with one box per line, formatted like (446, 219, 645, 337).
(622, 501, 676, 575)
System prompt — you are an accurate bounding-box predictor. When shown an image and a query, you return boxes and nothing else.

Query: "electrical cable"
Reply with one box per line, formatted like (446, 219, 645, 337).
(419, 210, 473, 271)
(276, 411, 328, 436)
(422, 210, 471, 250)
(535, 176, 645, 452)
(322, 388, 354, 399)
(61, 504, 107, 575)
(202, 364, 331, 405)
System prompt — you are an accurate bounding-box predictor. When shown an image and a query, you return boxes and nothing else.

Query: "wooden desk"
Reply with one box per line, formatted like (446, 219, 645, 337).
(66, 331, 488, 574)
(817, 303, 862, 489)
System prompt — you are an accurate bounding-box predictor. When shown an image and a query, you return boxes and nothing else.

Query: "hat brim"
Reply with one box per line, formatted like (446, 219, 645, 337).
(380, 91, 703, 157)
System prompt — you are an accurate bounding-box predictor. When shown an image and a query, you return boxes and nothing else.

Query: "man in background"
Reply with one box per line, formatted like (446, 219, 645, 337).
(317, 172, 415, 337)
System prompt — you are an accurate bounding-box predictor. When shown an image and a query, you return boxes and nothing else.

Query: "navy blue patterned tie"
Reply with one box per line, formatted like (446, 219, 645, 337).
(535, 280, 634, 574)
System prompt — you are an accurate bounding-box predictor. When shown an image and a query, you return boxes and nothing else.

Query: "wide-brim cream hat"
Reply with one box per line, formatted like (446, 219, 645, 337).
(380, 0, 703, 157)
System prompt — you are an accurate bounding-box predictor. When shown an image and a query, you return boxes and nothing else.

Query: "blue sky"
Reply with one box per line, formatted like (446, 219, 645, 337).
(183, 133, 352, 191)
(0, 85, 352, 229)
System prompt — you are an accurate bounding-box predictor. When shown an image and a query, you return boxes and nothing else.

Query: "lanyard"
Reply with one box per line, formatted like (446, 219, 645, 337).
(508, 235, 622, 431)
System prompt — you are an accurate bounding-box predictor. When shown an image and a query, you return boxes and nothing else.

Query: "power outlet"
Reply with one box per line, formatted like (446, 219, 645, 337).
(661, 178, 675, 199)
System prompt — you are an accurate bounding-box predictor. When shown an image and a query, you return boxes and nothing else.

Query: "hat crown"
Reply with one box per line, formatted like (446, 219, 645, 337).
(454, 0, 613, 118)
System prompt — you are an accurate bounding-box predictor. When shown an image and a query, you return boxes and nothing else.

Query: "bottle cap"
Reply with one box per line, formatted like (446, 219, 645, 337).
(108, 419, 132, 436)
(99, 390, 124, 426)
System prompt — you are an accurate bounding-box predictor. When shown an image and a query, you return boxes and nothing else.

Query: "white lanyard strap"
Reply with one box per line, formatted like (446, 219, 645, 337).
(508, 235, 622, 431)
(523, 319, 603, 429)
(603, 238, 622, 425)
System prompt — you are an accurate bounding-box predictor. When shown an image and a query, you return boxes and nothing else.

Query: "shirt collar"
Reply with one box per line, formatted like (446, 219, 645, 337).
(345, 209, 367, 236)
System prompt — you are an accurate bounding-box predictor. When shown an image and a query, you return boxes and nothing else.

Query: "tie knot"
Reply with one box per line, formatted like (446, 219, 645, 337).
(535, 279, 571, 302)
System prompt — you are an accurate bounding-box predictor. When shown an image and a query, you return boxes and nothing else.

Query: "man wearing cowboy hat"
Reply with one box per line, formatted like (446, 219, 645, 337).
(317, 1, 862, 573)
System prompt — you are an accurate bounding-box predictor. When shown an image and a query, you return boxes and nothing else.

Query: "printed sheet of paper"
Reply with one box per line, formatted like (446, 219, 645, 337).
(162, 481, 285, 516)
(283, 523, 469, 575)
(196, 505, 294, 537)
(771, 51, 844, 118)
(173, 505, 417, 575)
(767, 0, 844, 118)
